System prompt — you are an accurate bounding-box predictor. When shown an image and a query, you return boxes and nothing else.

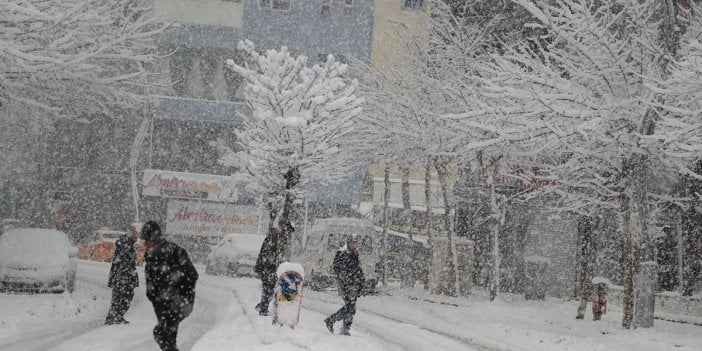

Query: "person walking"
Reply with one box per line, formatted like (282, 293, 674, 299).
(254, 221, 295, 316)
(105, 223, 140, 325)
(141, 221, 198, 351)
(324, 234, 365, 336)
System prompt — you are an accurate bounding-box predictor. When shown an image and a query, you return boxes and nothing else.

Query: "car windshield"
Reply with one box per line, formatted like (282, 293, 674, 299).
(0, 229, 71, 254)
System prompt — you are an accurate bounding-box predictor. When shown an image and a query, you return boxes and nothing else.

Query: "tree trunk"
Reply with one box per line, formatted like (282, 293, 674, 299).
(401, 165, 412, 235)
(487, 169, 500, 301)
(621, 188, 635, 329)
(130, 117, 150, 222)
(435, 157, 459, 296)
(682, 210, 702, 296)
(424, 159, 434, 290)
(381, 165, 390, 287)
(274, 167, 299, 266)
(577, 216, 600, 319)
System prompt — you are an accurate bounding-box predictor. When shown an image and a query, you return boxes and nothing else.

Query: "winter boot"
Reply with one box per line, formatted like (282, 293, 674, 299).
(340, 325, 351, 336)
(324, 317, 334, 334)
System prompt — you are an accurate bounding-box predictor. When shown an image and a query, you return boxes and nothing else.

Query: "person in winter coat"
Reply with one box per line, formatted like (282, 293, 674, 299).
(254, 221, 295, 316)
(324, 234, 365, 336)
(105, 223, 140, 325)
(141, 221, 198, 351)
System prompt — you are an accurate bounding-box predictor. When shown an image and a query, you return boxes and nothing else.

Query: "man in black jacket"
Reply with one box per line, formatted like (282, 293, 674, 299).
(254, 221, 294, 316)
(105, 224, 140, 325)
(141, 221, 198, 351)
(324, 234, 365, 336)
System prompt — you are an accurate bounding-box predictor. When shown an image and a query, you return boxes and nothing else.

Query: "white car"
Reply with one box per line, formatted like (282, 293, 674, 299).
(0, 228, 78, 293)
(205, 233, 265, 277)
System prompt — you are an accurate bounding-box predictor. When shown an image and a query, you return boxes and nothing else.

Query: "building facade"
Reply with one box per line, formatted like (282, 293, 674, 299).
(139, 0, 376, 261)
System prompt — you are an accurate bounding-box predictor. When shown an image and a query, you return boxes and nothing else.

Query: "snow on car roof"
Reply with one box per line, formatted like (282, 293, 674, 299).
(311, 217, 374, 228)
(220, 233, 265, 254)
(0, 228, 73, 266)
(0, 228, 72, 250)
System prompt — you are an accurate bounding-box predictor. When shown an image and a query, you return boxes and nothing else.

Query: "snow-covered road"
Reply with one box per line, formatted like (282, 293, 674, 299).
(1, 260, 700, 351)
(0, 260, 477, 351)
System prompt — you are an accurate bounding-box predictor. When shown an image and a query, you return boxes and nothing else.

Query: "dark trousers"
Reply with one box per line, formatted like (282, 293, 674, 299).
(257, 273, 276, 312)
(153, 304, 182, 351)
(328, 295, 357, 328)
(105, 285, 134, 323)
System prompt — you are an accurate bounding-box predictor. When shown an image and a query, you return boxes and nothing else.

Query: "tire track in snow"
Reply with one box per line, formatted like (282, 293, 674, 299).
(211, 277, 491, 351)
(203, 277, 316, 351)
(2, 261, 222, 351)
(178, 276, 240, 351)
(1, 263, 115, 351)
(304, 291, 516, 351)
(1, 319, 107, 351)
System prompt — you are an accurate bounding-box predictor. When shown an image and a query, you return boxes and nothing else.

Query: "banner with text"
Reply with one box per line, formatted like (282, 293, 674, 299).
(166, 200, 261, 236)
(142, 169, 236, 202)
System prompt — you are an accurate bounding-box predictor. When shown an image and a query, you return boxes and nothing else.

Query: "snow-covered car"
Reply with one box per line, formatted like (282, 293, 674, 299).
(77, 228, 145, 265)
(0, 228, 78, 293)
(205, 233, 265, 277)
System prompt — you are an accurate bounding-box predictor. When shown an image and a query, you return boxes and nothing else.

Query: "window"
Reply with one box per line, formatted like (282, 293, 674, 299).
(260, 0, 290, 10)
(321, 0, 331, 15)
(402, 0, 424, 10)
(343, 0, 353, 16)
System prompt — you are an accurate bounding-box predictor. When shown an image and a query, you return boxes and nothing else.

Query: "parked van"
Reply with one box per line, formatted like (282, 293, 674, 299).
(291, 217, 379, 293)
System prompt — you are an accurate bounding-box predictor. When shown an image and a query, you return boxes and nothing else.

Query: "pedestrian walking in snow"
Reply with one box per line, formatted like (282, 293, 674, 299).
(105, 223, 140, 325)
(325, 234, 365, 336)
(141, 221, 198, 351)
(254, 221, 295, 316)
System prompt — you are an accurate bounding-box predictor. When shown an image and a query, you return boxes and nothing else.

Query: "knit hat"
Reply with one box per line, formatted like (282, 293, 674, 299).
(140, 220, 162, 242)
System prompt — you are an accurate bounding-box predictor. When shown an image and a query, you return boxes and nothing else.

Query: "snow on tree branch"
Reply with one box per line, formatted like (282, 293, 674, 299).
(221, 40, 364, 205)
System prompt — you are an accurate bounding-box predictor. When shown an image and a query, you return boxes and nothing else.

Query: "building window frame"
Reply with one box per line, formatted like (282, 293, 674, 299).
(343, 0, 354, 16)
(321, 0, 331, 16)
(402, 0, 425, 10)
(260, 0, 291, 11)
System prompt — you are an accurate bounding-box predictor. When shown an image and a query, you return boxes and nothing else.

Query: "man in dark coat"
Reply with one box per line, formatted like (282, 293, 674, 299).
(141, 221, 198, 351)
(105, 223, 140, 325)
(254, 221, 294, 316)
(324, 234, 365, 336)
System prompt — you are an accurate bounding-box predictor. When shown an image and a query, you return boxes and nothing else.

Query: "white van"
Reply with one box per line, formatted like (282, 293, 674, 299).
(291, 218, 379, 293)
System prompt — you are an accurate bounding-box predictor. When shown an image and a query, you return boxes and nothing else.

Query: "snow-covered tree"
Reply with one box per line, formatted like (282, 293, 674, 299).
(487, 0, 702, 328)
(655, 2, 702, 179)
(0, 0, 162, 184)
(222, 40, 364, 263)
(358, 9, 472, 295)
(426, 1, 548, 300)
(357, 0, 546, 298)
